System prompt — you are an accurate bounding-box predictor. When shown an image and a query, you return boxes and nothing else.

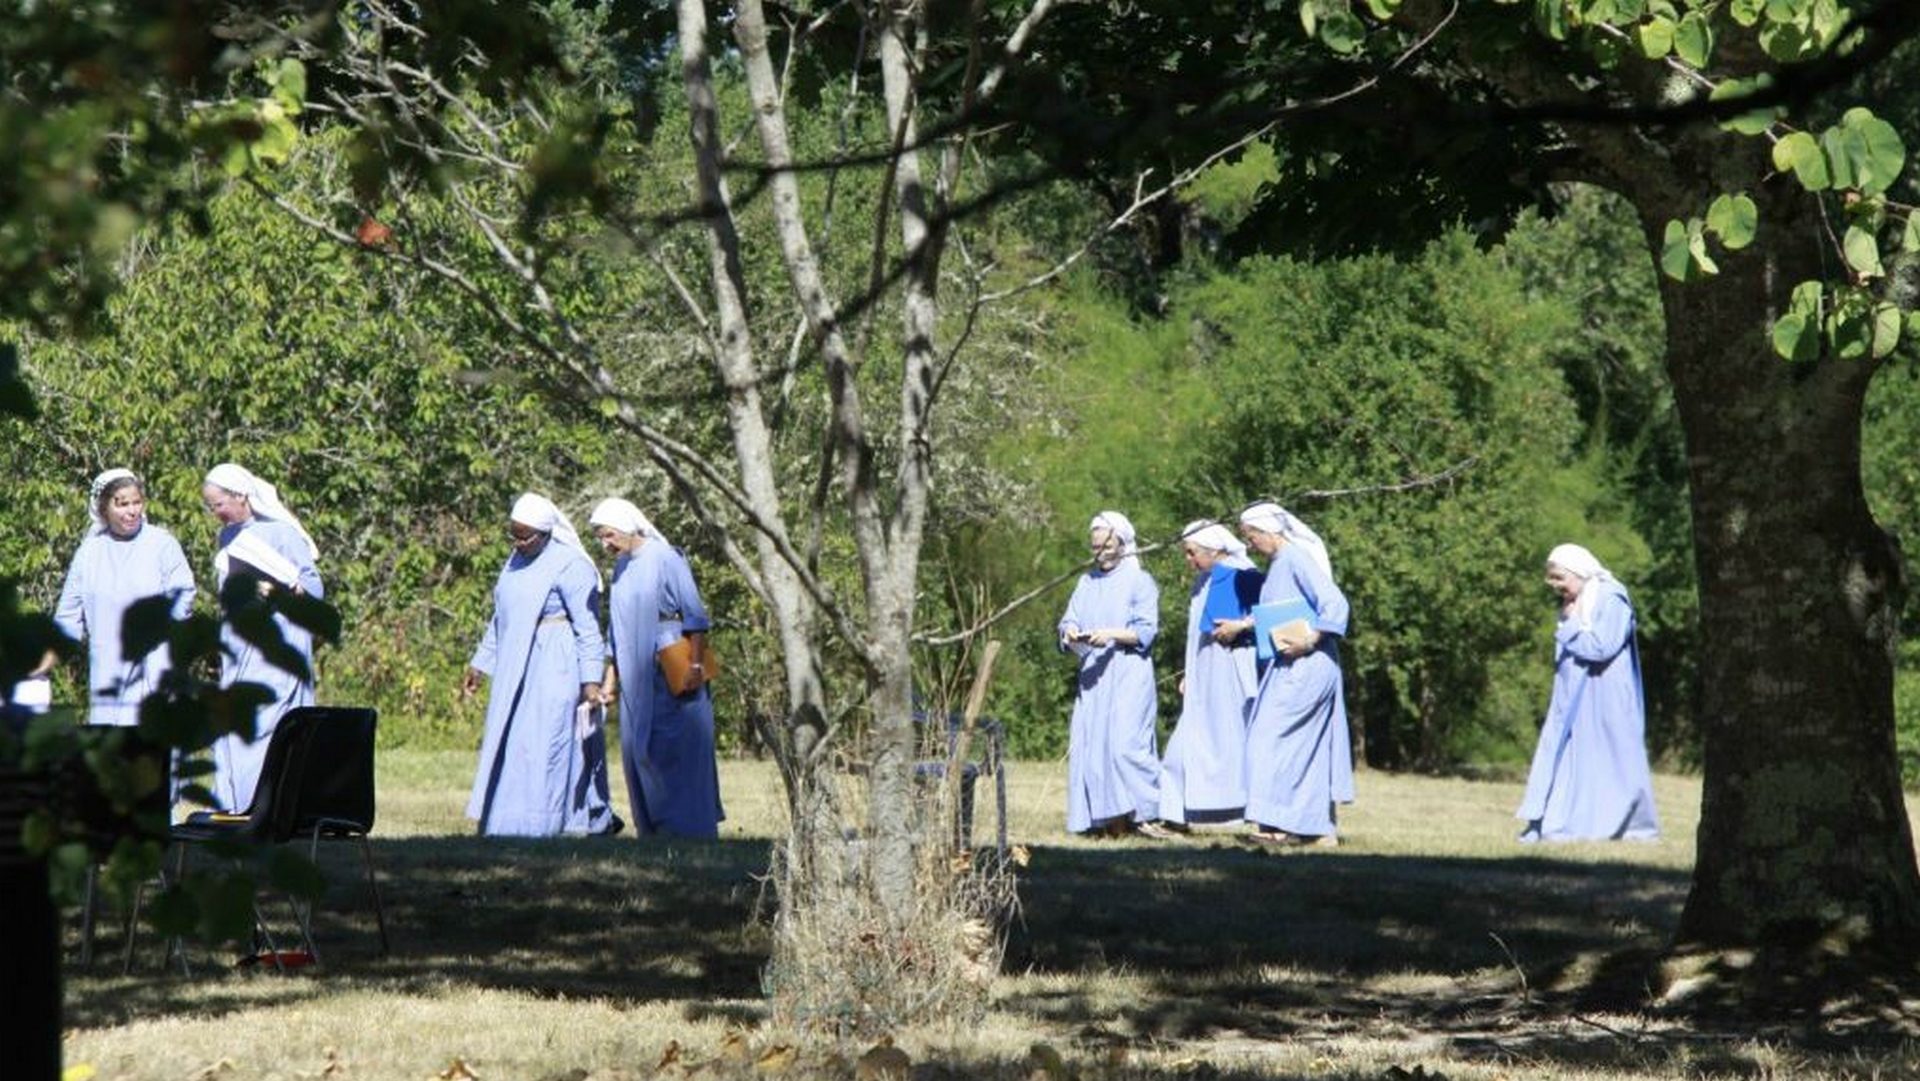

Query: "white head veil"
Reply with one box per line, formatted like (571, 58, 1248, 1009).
(510, 492, 586, 554)
(1238, 501, 1332, 578)
(588, 497, 669, 546)
(1547, 543, 1614, 628)
(1180, 518, 1250, 564)
(204, 462, 319, 561)
(1089, 510, 1139, 569)
(87, 467, 139, 536)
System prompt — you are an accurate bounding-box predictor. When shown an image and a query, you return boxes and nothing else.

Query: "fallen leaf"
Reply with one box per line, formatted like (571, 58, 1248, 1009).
(753, 1044, 797, 1074)
(1010, 844, 1032, 868)
(437, 1057, 481, 1081)
(62, 1066, 98, 1081)
(718, 1031, 752, 1064)
(197, 1060, 237, 1080)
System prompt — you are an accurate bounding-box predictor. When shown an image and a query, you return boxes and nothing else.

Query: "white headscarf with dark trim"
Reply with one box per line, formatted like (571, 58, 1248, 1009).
(87, 468, 138, 536)
(1180, 518, 1248, 561)
(509, 492, 586, 553)
(1238, 501, 1332, 578)
(1547, 542, 1614, 629)
(588, 497, 669, 546)
(204, 462, 319, 561)
(1089, 510, 1139, 569)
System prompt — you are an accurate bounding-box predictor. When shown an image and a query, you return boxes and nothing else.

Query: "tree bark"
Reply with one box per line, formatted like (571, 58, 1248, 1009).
(1626, 147, 1920, 996)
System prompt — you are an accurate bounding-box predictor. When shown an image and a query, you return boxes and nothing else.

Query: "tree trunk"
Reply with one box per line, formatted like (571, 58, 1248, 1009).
(1, 770, 61, 1081)
(1635, 172, 1920, 998)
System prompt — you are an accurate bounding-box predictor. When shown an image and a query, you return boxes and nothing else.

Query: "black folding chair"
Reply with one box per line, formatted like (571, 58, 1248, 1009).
(911, 708, 1008, 857)
(138, 706, 389, 969)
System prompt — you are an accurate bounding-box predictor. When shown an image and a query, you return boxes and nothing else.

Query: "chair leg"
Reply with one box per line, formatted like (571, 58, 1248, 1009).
(358, 836, 391, 956)
(79, 864, 99, 966)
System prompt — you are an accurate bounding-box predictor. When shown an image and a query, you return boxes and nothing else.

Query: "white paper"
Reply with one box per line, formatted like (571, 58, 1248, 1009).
(575, 701, 604, 740)
(9, 676, 51, 711)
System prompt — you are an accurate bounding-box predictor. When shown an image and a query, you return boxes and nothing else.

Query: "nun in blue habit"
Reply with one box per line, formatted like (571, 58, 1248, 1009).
(1515, 544, 1660, 843)
(1159, 520, 1262, 826)
(48, 469, 196, 726)
(463, 493, 618, 837)
(1058, 511, 1162, 836)
(589, 497, 724, 839)
(1235, 502, 1353, 846)
(203, 463, 324, 811)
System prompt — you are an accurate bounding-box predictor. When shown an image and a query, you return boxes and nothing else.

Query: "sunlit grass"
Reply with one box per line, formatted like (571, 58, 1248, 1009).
(59, 755, 1920, 1080)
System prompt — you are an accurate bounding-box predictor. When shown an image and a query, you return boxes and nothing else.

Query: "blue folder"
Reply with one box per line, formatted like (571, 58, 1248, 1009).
(1252, 595, 1317, 662)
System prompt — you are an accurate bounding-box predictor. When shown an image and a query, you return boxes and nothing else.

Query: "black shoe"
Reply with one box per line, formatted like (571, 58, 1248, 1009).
(597, 814, 627, 837)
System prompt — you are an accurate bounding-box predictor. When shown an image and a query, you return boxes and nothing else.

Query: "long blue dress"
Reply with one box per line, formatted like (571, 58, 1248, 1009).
(1244, 543, 1353, 836)
(1058, 560, 1161, 833)
(55, 523, 196, 726)
(1516, 580, 1660, 841)
(606, 541, 725, 839)
(1160, 561, 1261, 824)
(467, 540, 616, 837)
(213, 518, 322, 811)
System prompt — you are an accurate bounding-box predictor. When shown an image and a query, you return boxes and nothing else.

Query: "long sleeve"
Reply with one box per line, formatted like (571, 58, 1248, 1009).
(558, 556, 607, 685)
(160, 534, 197, 620)
(1294, 549, 1350, 638)
(1058, 578, 1089, 651)
(54, 542, 90, 644)
(1126, 567, 1159, 651)
(1556, 589, 1633, 664)
(665, 552, 711, 633)
(471, 581, 502, 675)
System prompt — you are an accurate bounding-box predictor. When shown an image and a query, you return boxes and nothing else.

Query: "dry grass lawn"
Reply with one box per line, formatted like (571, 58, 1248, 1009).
(59, 754, 1920, 1080)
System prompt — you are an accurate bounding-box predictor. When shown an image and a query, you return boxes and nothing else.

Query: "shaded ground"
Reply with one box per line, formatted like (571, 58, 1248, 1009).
(58, 763, 1920, 1078)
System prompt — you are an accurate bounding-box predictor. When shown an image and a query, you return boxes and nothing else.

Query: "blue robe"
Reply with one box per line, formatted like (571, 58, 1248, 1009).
(1516, 581, 1660, 841)
(1058, 559, 1161, 833)
(1244, 544, 1353, 836)
(213, 518, 322, 811)
(55, 523, 196, 726)
(606, 541, 725, 839)
(466, 541, 615, 837)
(1160, 561, 1260, 824)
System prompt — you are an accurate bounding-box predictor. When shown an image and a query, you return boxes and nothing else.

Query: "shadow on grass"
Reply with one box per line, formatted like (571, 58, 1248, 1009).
(67, 832, 1904, 1076)
(64, 834, 776, 1030)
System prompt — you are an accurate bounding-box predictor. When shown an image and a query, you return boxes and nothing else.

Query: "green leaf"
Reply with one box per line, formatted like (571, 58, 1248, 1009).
(1789, 279, 1824, 317)
(1320, 6, 1367, 52)
(1613, 0, 1645, 17)
(1729, 0, 1764, 25)
(1758, 19, 1815, 61)
(1843, 226, 1884, 278)
(272, 58, 307, 115)
(1872, 303, 1903, 359)
(1635, 16, 1674, 57)
(1771, 131, 1829, 190)
(1764, 0, 1802, 18)
(1849, 114, 1907, 196)
(1821, 125, 1863, 191)
(1706, 193, 1759, 250)
(1772, 312, 1820, 361)
(1533, 0, 1570, 40)
(1903, 213, 1920, 254)
(1364, 0, 1401, 18)
(1712, 77, 1777, 135)
(1674, 11, 1713, 65)
(1583, 0, 1617, 23)
(1687, 218, 1719, 275)
(1659, 218, 1693, 280)
(1830, 307, 1872, 360)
